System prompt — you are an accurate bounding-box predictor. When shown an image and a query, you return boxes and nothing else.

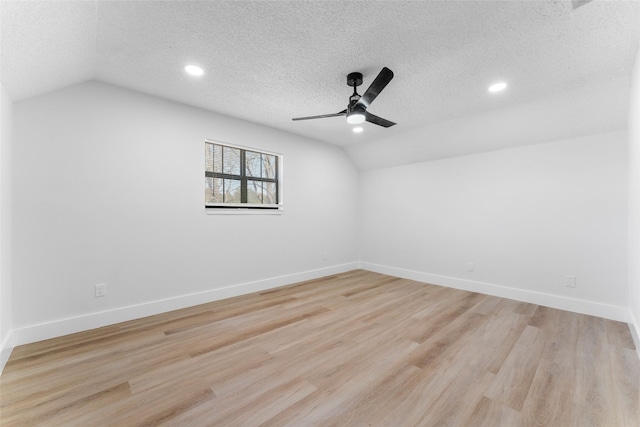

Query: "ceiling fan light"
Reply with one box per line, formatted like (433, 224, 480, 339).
(347, 111, 366, 125)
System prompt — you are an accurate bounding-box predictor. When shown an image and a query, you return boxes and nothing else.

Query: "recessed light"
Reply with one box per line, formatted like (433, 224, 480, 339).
(184, 65, 204, 77)
(352, 126, 364, 133)
(488, 82, 507, 93)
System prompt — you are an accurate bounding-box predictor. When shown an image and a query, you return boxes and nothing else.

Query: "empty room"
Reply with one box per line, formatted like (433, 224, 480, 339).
(1, 0, 640, 425)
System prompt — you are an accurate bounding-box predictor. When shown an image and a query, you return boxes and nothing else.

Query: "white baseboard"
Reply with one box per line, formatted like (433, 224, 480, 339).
(629, 310, 640, 360)
(11, 262, 359, 347)
(360, 262, 630, 323)
(0, 330, 14, 374)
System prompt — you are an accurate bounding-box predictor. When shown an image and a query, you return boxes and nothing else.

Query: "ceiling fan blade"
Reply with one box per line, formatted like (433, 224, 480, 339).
(292, 110, 347, 121)
(357, 67, 394, 109)
(365, 112, 396, 128)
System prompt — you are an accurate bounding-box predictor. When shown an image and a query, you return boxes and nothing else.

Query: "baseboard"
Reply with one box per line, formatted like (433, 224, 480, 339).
(360, 262, 629, 323)
(629, 310, 640, 360)
(0, 330, 14, 375)
(11, 262, 359, 347)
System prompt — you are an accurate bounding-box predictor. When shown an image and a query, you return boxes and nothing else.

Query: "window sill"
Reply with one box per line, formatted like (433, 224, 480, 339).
(205, 208, 283, 215)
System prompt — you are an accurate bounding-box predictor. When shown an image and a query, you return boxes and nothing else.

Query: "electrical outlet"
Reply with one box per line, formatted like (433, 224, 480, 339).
(564, 276, 576, 288)
(95, 283, 106, 297)
(467, 262, 474, 272)
(322, 251, 328, 261)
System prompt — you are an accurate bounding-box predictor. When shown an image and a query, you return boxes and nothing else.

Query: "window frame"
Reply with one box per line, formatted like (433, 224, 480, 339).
(204, 139, 283, 211)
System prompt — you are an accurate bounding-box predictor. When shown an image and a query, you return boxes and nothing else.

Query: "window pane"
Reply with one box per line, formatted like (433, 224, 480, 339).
(263, 154, 276, 179)
(224, 179, 241, 203)
(205, 143, 214, 172)
(223, 146, 241, 175)
(213, 144, 223, 173)
(264, 182, 276, 204)
(205, 177, 223, 204)
(245, 151, 262, 178)
(247, 180, 263, 204)
(205, 141, 281, 207)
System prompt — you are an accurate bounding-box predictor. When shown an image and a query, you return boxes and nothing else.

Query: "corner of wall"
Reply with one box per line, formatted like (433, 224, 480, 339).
(628, 46, 640, 361)
(0, 80, 14, 375)
(0, 331, 13, 373)
(629, 310, 640, 361)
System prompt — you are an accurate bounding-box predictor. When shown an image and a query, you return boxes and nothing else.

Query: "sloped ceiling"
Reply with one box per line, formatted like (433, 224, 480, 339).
(1, 1, 639, 159)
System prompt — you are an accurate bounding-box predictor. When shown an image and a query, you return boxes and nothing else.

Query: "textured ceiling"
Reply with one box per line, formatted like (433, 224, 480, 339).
(1, 0, 639, 149)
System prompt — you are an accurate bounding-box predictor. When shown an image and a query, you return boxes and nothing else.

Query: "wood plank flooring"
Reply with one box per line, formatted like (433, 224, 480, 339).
(1, 270, 639, 426)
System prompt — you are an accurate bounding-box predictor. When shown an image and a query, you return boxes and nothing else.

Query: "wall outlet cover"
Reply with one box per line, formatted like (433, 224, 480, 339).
(564, 275, 576, 288)
(95, 284, 106, 297)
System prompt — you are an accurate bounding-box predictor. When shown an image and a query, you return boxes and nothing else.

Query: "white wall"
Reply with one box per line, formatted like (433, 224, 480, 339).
(360, 131, 629, 320)
(0, 81, 14, 370)
(629, 46, 640, 349)
(11, 81, 359, 344)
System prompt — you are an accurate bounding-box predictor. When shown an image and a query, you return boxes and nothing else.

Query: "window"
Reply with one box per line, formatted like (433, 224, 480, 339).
(205, 140, 282, 209)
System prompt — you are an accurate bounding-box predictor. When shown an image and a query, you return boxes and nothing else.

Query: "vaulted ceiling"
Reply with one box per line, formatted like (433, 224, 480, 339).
(1, 1, 639, 153)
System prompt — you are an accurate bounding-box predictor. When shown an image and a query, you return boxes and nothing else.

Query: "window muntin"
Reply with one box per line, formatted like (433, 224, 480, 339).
(205, 141, 281, 209)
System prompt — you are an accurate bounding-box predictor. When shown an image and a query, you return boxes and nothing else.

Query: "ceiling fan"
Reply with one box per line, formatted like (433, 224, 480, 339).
(292, 67, 396, 128)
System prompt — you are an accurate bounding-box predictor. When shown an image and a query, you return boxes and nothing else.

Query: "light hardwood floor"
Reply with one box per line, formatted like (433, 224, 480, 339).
(1, 270, 639, 426)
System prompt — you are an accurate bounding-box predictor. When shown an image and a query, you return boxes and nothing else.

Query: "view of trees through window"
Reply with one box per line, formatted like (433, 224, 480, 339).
(205, 141, 280, 207)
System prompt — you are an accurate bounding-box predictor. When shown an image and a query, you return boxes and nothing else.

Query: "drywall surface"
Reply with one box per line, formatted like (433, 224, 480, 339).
(359, 131, 628, 319)
(0, 81, 13, 369)
(12, 81, 358, 343)
(629, 46, 640, 347)
(346, 77, 630, 171)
